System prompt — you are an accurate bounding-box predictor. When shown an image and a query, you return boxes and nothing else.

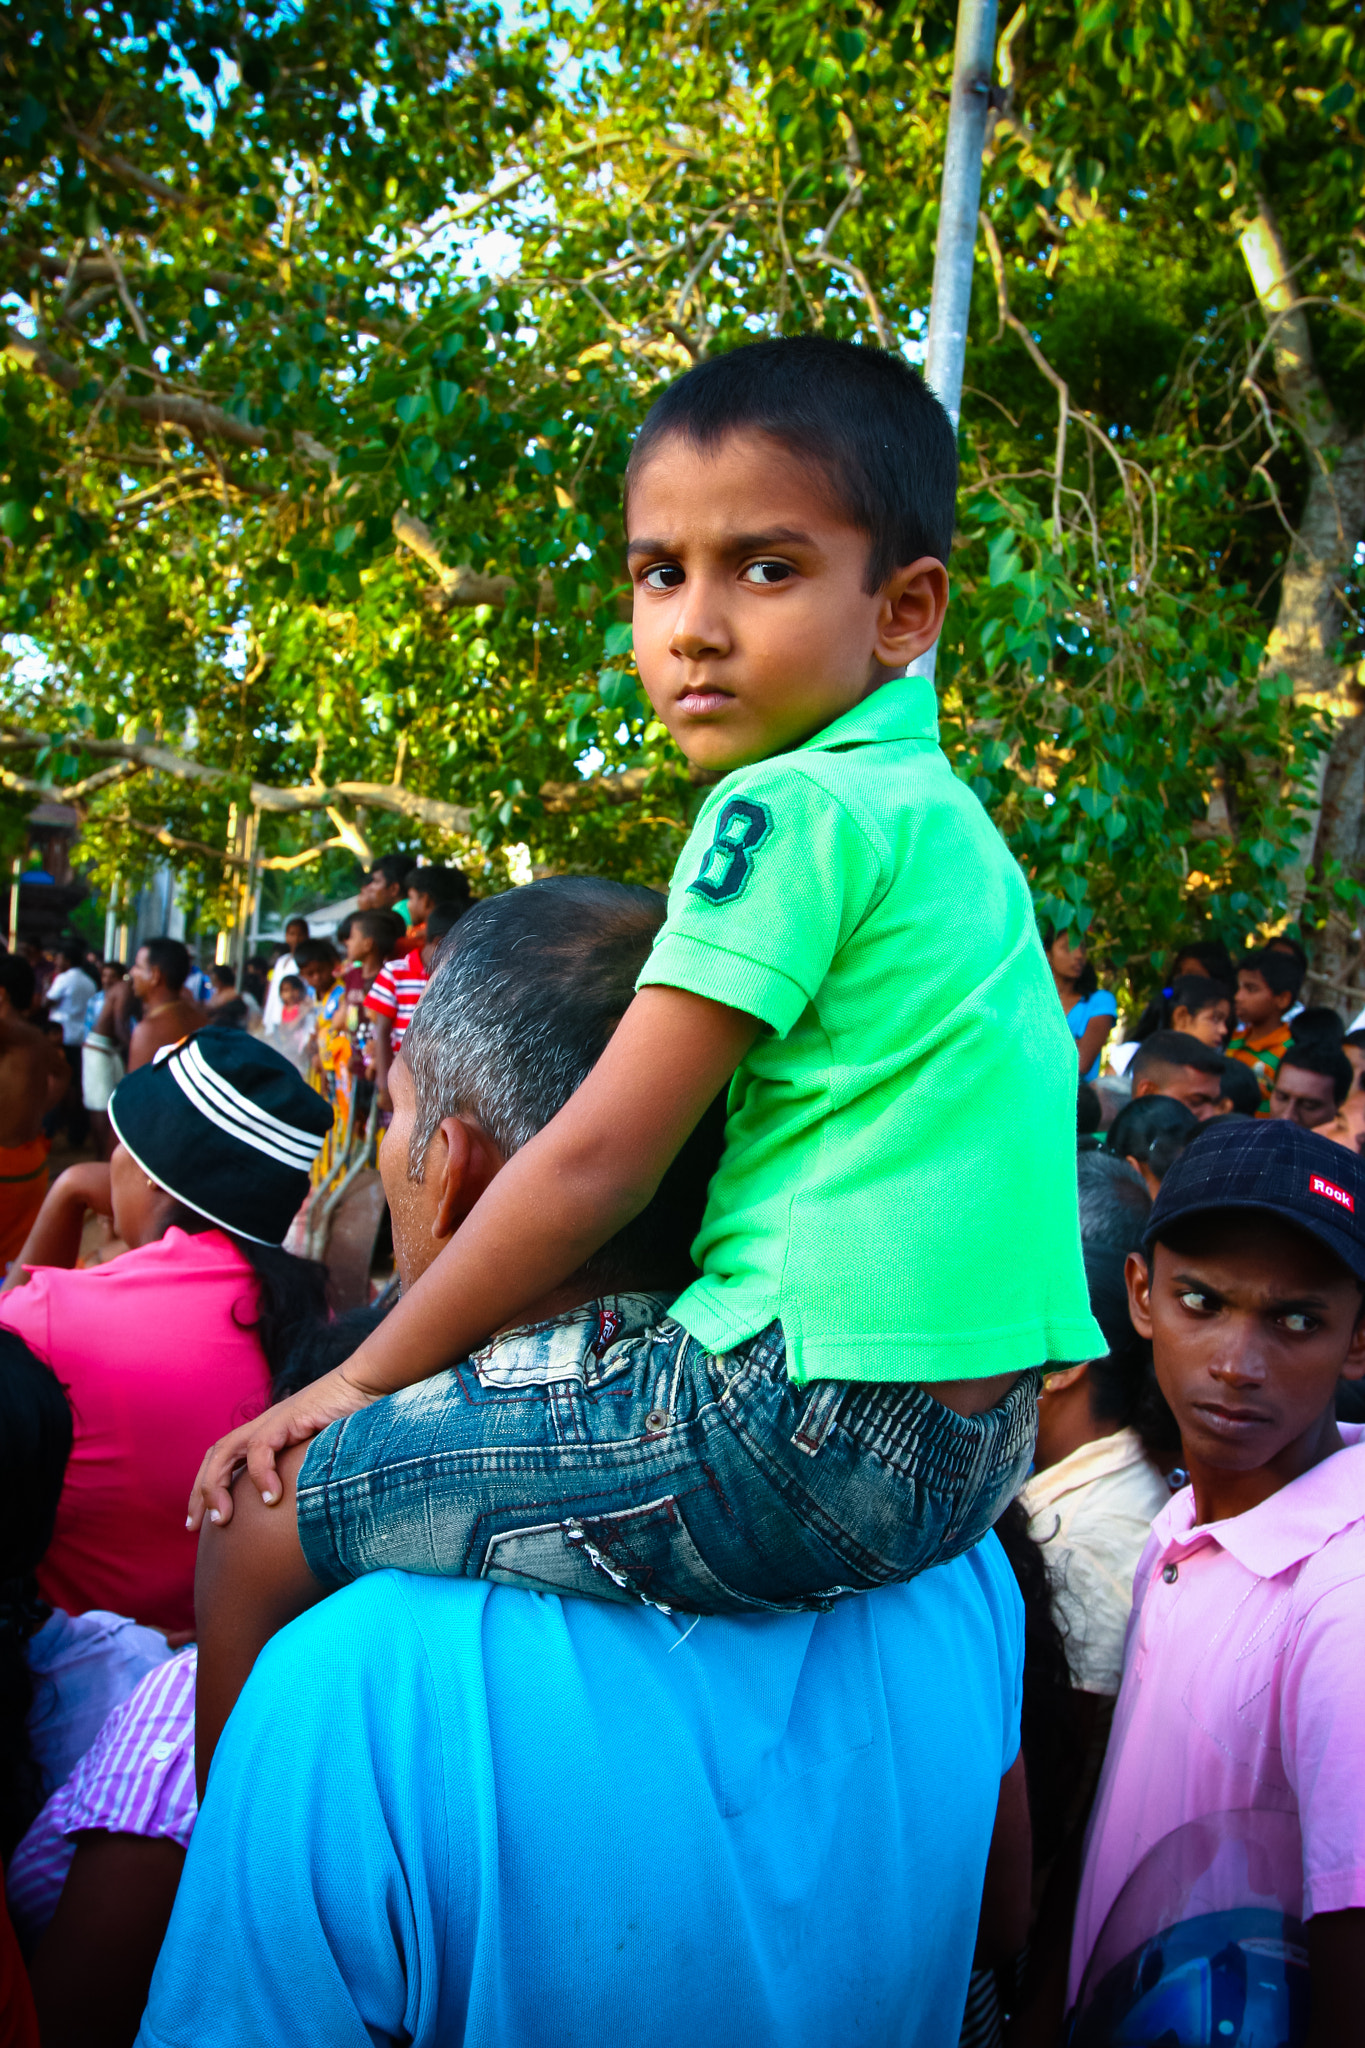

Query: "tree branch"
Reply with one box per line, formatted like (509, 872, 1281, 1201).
(3, 324, 267, 450)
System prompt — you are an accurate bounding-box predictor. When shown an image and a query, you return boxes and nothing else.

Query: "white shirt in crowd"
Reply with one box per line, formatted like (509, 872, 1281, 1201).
(47, 965, 99, 1047)
(261, 954, 298, 1033)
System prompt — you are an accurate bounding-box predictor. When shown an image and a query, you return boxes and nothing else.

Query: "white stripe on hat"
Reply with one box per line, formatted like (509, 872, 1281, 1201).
(167, 1038, 324, 1171)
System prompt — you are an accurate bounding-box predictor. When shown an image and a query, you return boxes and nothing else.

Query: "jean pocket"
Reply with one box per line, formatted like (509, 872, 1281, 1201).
(481, 1494, 794, 1615)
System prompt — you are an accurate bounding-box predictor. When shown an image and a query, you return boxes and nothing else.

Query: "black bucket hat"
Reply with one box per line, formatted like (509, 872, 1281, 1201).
(1142, 1116, 1365, 1285)
(107, 1028, 333, 1246)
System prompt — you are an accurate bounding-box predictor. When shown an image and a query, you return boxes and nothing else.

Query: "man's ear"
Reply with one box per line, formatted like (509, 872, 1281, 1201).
(1131, 1077, 1155, 1101)
(1341, 1293, 1365, 1383)
(426, 1116, 504, 1245)
(1040, 1363, 1089, 1396)
(1125, 1250, 1154, 1339)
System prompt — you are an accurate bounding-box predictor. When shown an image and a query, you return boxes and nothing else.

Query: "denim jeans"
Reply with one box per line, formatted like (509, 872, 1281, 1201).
(297, 1294, 1040, 1614)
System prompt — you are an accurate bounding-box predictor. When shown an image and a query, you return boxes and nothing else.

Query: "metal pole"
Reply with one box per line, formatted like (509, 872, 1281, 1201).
(7, 857, 19, 953)
(924, 0, 998, 430)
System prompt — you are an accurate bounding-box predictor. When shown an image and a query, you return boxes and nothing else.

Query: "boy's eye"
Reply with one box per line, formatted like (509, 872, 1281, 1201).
(1281, 1312, 1317, 1334)
(640, 563, 684, 591)
(740, 560, 793, 586)
(1177, 1289, 1212, 1314)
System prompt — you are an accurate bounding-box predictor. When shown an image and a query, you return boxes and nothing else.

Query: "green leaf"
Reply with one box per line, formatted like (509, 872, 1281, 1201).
(395, 394, 429, 425)
(435, 380, 461, 416)
(603, 621, 634, 657)
(599, 668, 642, 713)
(278, 364, 302, 394)
(0, 502, 30, 542)
(332, 524, 358, 556)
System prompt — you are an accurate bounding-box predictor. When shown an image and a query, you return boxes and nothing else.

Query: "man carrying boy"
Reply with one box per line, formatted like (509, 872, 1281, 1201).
(188, 338, 1101, 1724)
(1227, 947, 1302, 1102)
(1068, 1119, 1365, 2039)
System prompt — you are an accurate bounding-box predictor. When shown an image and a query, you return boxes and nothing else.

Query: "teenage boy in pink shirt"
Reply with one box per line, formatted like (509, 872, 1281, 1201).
(1068, 1118, 1365, 2041)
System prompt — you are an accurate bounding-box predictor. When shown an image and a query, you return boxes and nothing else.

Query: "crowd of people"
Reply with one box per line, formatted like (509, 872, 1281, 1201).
(2, 337, 1362, 2048)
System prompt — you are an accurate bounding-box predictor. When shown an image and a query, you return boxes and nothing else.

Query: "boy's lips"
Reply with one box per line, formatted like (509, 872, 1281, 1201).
(674, 687, 735, 716)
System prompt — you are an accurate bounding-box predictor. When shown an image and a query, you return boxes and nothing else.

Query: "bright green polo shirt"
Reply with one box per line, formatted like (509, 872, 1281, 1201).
(637, 675, 1104, 1387)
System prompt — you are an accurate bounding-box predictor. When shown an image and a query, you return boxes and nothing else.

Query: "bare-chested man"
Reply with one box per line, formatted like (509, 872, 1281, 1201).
(83, 958, 136, 1159)
(128, 938, 207, 1071)
(0, 953, 72, 1270)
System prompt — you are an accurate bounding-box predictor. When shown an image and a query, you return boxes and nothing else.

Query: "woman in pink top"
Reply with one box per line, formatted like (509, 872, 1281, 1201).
(0, 1031, 333, 1632)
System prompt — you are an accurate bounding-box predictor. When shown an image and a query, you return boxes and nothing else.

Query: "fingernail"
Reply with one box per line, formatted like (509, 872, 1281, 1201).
(185, 1517, 194, 1530)
(262, 1491, 276, 1505)
(209, 1509, 221, 1524)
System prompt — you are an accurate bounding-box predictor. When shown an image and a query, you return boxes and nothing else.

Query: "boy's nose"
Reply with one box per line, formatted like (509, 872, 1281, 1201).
(1207, 1321, 1269, 1388)
(667, 585, 731, 661)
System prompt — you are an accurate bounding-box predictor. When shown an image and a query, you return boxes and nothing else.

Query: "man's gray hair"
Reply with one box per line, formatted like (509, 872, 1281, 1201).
(402, 875, 668, 1177)
(1077, 1148, 1151, 1254)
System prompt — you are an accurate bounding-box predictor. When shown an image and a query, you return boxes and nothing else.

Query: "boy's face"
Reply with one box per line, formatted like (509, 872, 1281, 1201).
(409, 888, 434, 926)
(345, 928, 370, 964)
(299, 960, 334, 996)
(1236, 968, 1287, 1030)
(1127, 1212, 1365, 1489)
(626, 429, 949, 772)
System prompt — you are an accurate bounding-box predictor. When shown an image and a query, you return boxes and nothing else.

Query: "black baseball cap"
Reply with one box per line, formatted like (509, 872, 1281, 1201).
(1142, 1117, 1365, 1284)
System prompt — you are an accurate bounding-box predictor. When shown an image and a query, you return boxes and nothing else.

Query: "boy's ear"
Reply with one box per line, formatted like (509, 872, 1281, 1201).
(874, 557, 950, 671)
(1125, 1250, 1154, 1339)
(1341, 1293, 1365, 1383)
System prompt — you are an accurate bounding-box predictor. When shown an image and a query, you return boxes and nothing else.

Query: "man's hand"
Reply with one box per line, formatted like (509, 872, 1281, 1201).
(185, 1364, 378, 1530)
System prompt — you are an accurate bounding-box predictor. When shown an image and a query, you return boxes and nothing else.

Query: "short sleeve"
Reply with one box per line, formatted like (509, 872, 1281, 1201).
(1281, 1579, 1365, 1917)
(637, 765, 884, 1037)
(364, 969, 398, 1021)
(0, 1270, 54, 1357)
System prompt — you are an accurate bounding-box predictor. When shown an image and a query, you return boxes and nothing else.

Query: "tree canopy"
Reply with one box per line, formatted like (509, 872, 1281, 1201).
(2, 0, 1362, 988)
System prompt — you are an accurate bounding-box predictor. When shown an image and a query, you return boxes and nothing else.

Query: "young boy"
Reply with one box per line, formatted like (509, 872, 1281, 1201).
(188, 338, 1101, 1713)
(1227, 947, 1303, 1102)
(363, 905, 464, 1110)
(1068, 1118, 1365, 2037)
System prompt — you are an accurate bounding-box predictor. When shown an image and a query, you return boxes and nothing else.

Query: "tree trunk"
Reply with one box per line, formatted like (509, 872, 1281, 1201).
(1239, 195, 1365, 1001)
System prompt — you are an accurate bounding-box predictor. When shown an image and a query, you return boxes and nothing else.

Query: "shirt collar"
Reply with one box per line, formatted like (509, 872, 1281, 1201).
(1153, 1425, 1365, 1578)
(794, 675, 940, 754)
(1021, 1427, 1152, 1513)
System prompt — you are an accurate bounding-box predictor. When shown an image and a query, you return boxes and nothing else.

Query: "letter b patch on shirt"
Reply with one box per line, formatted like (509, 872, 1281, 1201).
(688, 797, 773, 904)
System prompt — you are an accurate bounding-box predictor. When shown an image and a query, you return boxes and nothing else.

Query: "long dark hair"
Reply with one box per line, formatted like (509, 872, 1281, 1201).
(992, 1498, 1082, 1869)
(1126, 973, 1232, 1047)
(165, 1207, 331, 1380)
(0, 1333, 74, 1860)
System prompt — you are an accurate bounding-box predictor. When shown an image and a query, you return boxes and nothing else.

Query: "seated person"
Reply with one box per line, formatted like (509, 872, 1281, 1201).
(1105, 1094, 1199, 1198)
(1067, 1120, 1365, 2037)
(1127, 1029, 1225, 1121)
(1226, 946, 1302, 1100)
(1267, 1039, 1352, 1133)
(0, 1033, 332, 1632)
(149, 880, 1031, 2048)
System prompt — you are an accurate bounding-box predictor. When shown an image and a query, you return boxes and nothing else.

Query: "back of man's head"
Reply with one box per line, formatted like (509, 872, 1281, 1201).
(402, 877, 723, 1292)
(626, 337, 958, 589)
(1278, 1038, 1353, 1107)
(1289, 1006, 1346, 1051)
(406, 864, 471, 911)
(1076, 1149, 1151, 1255)
(1130, 1030, 1225, 1087)
(353, 909, 406, 955)
(142, 936, 189, 992)
(1243, 946, 1304, 1005)
(369, 854, 411, 891)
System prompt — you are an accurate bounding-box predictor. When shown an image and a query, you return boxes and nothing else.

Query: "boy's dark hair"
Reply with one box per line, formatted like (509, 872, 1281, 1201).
(1107, 1094, 1200, 1182)
(293, 940, 338, 972)
(140, 936, 189, 991)
(1241, 946, 1304, 1004)
(211, 964, 236, 990)
(625, 337, 959, 589)
(1077, 1081, 1102, 1135)
(406, 864, 472, 910)
(1219, 1058, 1264, 1118)
(1173, 939, 1238, 986)
(1345, 1028, 1365, 1052)
(352, 909, 406, 954)
(1130, 1029, 1226, 1083)
(367, 853, 411, 890)
(0, 955, 35, 1011)
(1278, 1039, 1353, 1106)
(424, 902, 464, 949)
(1265, 934, 1309, 972)
(1290, 1005, 1346, 1050)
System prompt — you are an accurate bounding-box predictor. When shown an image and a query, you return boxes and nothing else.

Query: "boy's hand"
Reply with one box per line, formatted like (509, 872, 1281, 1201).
(186, 1365, 378, 1531)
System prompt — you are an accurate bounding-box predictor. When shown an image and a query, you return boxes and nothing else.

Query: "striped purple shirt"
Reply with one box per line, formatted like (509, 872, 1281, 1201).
(6, 1648, 197, 1944)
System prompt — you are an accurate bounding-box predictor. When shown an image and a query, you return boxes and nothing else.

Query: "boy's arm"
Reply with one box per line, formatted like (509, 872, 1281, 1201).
(1, 1164, 113, 1290)
(188, 985, 759, 1526)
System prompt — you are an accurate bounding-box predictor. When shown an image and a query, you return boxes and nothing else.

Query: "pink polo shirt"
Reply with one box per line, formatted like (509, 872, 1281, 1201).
(1069, 1423, 1365, 2007)
(0, 1229, 271, 1632)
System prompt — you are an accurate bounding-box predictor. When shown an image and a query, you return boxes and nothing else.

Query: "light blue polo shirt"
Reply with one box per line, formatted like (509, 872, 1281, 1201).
(139, 1551, 1023, 2048)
